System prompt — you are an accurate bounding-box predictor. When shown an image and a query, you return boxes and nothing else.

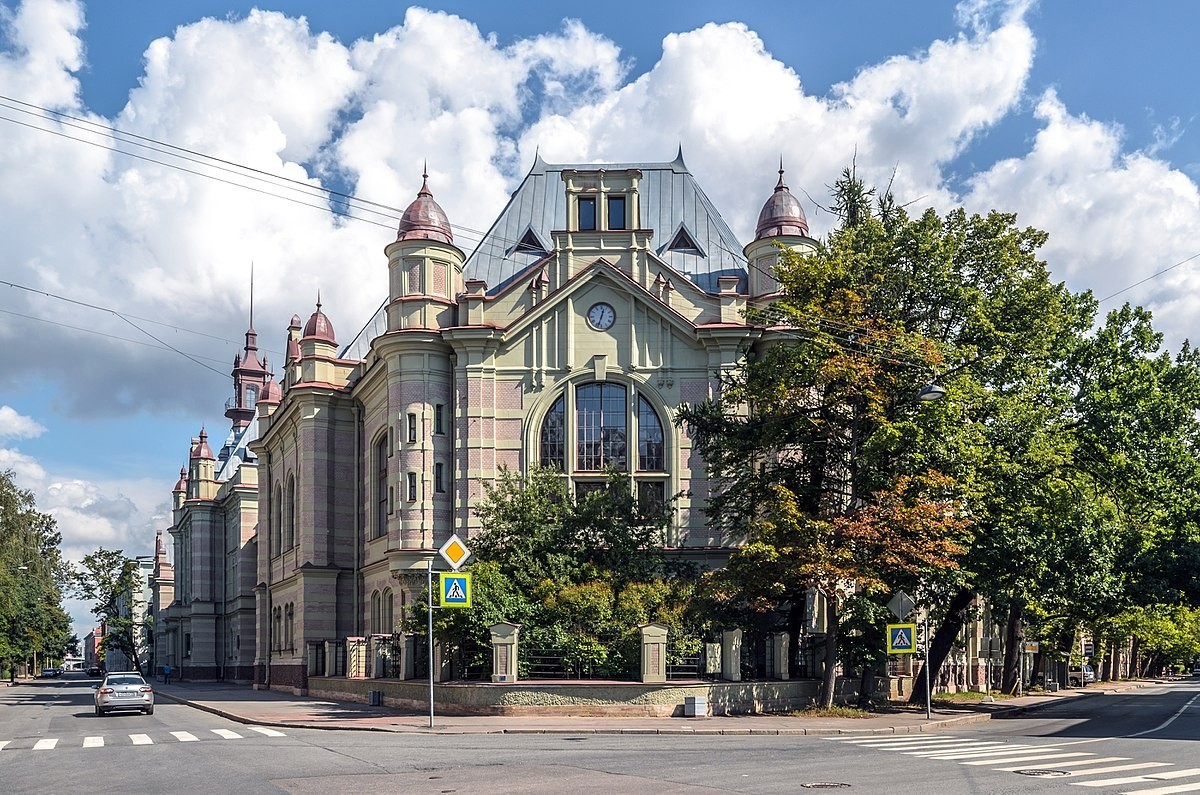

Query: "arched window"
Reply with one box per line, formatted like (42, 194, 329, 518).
(382, 588, 393, 634)
(374, 436, 388, 539)
(537, 382, 670, 503)
(272, 484, 283, 556)
(285, 475, 296, 549)
(285, 604, 294, 651)
(539, 395, 565, 469)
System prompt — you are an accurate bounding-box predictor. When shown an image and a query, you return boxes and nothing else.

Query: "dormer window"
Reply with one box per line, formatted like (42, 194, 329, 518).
(578, 196, 596, 231)
(607, 195, 626, 230)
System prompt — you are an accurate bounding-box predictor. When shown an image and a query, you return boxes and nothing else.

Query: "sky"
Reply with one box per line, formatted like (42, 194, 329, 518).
(4, 0, 1200, 639)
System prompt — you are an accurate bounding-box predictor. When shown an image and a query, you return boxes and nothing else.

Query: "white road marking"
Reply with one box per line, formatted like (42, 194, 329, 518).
(834, 735, 954, 745)
(921, 745, 1060, 759)
(961, 751, 1096, 765)
(1080, 768, 1200, 788)
(247, 726, 286, 737)
(0, 740, 9, 751)
(32, 739, 57, 750)
(82, 736, 104, 748)
(171, 731, 198, 742)
(129, 734, 152, 745)
(994, 756, 1130, 771)
(1122, 784, 1200, 795)
(1125, 692, 1200, 738)
(1064, 763, 1172, 777)
(211, 729, 243, 739)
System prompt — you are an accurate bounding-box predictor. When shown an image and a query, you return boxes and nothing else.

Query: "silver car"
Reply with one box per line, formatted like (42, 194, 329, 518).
(94, 672, 154, 716)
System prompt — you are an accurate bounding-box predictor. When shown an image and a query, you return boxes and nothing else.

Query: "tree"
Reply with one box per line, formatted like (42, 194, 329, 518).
(421, 466, 696, 679)
(0, 470, 71, 677)
(72, 548, 149, 675)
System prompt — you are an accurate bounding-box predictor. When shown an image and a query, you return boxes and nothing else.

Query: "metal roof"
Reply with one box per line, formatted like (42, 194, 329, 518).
(464, 150, 748, 294)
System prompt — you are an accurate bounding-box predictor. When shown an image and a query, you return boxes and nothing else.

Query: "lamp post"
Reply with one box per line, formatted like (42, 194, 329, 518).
(915, 381, 944, 719)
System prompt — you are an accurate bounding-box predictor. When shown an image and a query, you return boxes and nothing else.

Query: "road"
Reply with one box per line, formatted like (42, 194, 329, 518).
(2, 673, 1197, 794)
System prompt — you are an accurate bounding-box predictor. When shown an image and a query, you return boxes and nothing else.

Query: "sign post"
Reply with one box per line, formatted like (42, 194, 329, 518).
(427, 534, 471, 728)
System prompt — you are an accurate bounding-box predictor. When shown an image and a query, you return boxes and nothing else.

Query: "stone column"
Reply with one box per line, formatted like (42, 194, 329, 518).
(721, 629, 742, 681)
(768, 632, 790, 680)
(490, 622, 521, 682)
(640, 622, 668, 683)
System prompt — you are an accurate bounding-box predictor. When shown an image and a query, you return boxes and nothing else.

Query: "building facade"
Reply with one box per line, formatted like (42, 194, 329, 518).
(155, 153, 815, 688)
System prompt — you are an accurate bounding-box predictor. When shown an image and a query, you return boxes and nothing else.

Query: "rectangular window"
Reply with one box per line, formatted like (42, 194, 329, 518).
(434, 404, 445, 435)
(578, 196, 596, 231)
(407, 472, 417, 502)
(638, 481, 666, 517)
(607, 195, 626, 230)
(407, 413, 417, 444)
(435, 462, 445, 493)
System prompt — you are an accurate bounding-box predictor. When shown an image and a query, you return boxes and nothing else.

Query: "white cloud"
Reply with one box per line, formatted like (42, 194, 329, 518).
(0, 405, 45, 438)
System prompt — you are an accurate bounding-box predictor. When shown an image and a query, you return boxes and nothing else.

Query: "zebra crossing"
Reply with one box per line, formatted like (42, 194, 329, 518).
(0, 726, 287, 752)
(830, 734, 1200, 794)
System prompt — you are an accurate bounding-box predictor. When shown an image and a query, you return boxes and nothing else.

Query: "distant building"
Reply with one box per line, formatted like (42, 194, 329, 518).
(154, 153, 814, 688)
(104, 555, 154, 672)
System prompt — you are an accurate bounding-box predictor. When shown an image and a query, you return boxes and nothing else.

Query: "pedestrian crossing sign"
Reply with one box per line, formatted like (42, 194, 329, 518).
(440, 573, 472, 608)
(887, 623, 917, 654)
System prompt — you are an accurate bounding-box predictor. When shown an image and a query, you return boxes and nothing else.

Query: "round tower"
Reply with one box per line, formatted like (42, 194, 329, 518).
(384, 167, 465, 331)
(744, 160, 816, 298)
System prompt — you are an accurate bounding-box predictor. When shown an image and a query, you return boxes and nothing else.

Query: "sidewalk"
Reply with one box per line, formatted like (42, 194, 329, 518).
(151, 679, 1158, 736)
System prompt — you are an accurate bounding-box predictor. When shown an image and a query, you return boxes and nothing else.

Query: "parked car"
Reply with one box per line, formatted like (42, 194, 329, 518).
(39, 667, 62, 678)
(93, 672, 154, 716)
(85, 665, 102, 677)
(1068, 664, 1096, 686)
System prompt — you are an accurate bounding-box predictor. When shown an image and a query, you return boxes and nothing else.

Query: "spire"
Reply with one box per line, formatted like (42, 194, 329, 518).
(396, 166, 453, 244)
(755, 158, 809, 240)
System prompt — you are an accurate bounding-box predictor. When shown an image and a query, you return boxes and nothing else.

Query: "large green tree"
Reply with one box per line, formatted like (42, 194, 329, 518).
(0, 470, 71, 676)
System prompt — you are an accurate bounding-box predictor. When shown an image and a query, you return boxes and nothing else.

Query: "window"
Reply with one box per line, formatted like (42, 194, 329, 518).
(245, 385, 258, 408)
(434, 404, 445, 435)
(435, 462, 445, 493)
(576, 383, 627, 470)
(382, 588, 394, 633)
(272, 484, 282, 555)
(375, 437, 388, 538)
(407, 413, 417, 444)
(540, 395, 565, 469)
(539, 383, 669, 514)
(638, 396, 665, 471)
(578, 196, 596, 231)
(407, 472, 417, 502)
(370, 591, 381, 635)
(285, 604, 295, 651)
(184, 633, 192, 658)
(607, 195, 626, 230)
(285, 475, 296, 549)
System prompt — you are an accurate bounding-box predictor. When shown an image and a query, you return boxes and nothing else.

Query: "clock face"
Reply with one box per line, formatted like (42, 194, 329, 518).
(587, 302, 616, 330)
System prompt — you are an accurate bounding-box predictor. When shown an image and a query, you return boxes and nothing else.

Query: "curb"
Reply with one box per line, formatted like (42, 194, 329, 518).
(155, 680, 1158, 736)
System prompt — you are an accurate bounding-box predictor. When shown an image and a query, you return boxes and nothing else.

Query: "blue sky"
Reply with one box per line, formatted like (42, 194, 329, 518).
(3, 0, 1200, 637)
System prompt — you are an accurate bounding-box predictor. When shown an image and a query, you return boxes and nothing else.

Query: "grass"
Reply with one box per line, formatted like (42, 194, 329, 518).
(790, 704, 875, 718)
(931, 690, 1014, 704)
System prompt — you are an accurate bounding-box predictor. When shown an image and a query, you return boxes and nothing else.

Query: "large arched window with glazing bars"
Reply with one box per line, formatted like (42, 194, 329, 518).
(538, 381, 668, 512)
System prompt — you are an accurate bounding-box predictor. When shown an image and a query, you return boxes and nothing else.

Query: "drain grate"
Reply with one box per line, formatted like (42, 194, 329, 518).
(1013, 769, 1070, 778)
(799, 784, 851, 789)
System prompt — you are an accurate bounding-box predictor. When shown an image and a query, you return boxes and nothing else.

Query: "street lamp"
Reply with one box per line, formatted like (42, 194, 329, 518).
(916, 382, 946, 402)
(912, 380, 944, 718)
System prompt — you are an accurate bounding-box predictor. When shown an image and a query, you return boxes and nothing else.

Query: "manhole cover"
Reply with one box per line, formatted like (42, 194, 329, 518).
(799, 784, 851, 790)
(1014, 769, 1070, 778)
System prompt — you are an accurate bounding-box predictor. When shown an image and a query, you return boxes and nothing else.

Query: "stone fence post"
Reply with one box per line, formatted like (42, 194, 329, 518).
(721, 629, 742, 681)
(490, 622, 521, 682)
(640, 622, 668, 683)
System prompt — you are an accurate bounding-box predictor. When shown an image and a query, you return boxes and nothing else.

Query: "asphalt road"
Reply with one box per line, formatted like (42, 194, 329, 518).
(2, 673, 1197, 794)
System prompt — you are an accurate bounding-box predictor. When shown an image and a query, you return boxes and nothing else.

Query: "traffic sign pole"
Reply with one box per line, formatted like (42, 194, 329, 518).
(427, 557, 435, 729)
(923, 613, 931, 720)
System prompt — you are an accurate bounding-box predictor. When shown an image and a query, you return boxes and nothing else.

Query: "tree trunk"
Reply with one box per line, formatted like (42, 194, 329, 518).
(1000, 599, 1024, 695)
(908, 587, 975, 705)
(1130, 636, 1141, 678)
(819, 596, 840, 709)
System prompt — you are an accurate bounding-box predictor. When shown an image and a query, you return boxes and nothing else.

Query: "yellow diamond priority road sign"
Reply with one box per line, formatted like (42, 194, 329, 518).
(438, 534, 471, 570)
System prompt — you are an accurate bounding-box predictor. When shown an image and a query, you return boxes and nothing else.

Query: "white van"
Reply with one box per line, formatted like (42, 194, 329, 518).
(1068, 664, 1096, 686)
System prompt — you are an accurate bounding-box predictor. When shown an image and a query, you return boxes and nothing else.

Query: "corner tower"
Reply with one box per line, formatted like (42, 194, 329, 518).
(744, 161, 817, 299)
(384, 168, 465, 331)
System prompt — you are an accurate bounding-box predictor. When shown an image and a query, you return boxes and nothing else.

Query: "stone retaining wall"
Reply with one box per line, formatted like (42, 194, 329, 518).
(307, 677, 870, 717)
